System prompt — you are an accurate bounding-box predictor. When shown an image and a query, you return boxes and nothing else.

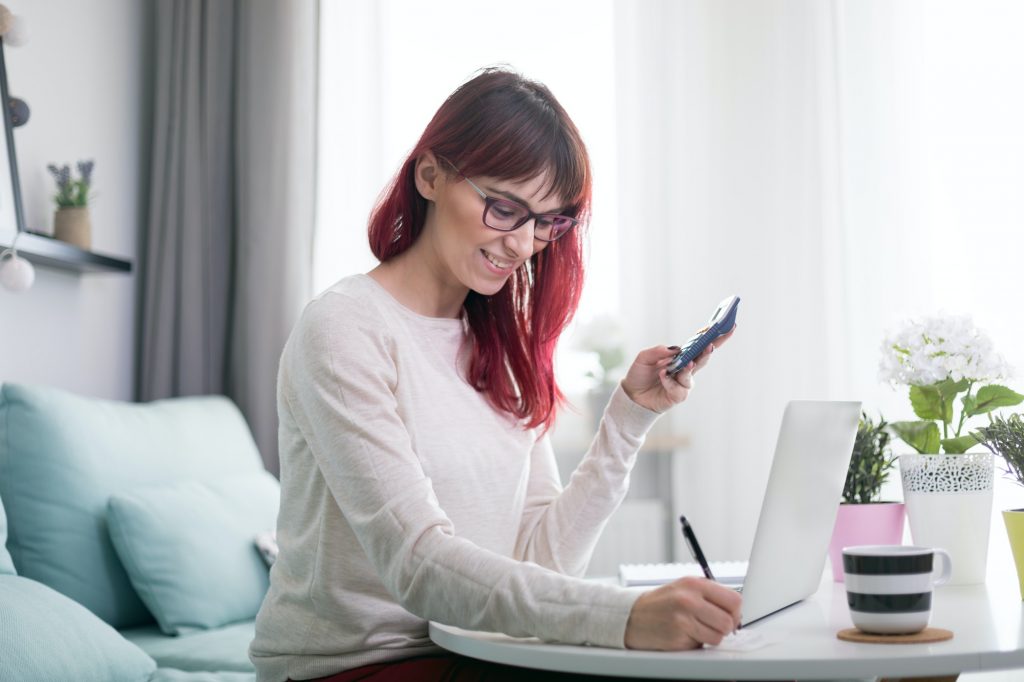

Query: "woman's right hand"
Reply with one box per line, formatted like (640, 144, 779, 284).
(623, 577, 743, 650)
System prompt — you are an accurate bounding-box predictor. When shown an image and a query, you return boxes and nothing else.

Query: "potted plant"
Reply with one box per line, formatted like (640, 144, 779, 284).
(827, 412, 904, 581)
(572, 314, 626, 430)
(47, 160, 94, 250)
(880, 314, 1024, 584)
(977, 414, 1024, 599)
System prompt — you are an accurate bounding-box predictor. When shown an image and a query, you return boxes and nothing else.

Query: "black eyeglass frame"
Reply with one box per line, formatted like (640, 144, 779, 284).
(439, 157, 580, 243)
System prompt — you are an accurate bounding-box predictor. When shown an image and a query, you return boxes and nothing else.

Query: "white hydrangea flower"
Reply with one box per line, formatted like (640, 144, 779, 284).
(879, 315, 1012, 387)
(570, 314, 627, 387)
(571, 313, 625, 358)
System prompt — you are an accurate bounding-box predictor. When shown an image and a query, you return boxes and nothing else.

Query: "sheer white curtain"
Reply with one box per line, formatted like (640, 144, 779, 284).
(317, 0, 1024, 564)
(615, 0, 1024, 561)
(318, 0, 860, 562)
(836, 0, 1024, 579)
(615, 0, 852, 560)
(315, 0, 621, 354)
(836, 0, 1024, 415)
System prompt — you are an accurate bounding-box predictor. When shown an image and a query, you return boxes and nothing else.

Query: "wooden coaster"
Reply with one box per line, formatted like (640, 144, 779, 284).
(837, 627, 953, 644)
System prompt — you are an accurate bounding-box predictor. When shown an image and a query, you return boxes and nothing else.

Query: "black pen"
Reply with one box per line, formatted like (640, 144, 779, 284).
(679, 515, 717, 581)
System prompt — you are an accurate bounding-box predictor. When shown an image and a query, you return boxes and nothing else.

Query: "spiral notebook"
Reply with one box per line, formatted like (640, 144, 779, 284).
(618, 560, 748, 587)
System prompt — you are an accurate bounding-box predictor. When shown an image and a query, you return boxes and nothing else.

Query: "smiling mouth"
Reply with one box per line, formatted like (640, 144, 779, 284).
(481, 250, 515, 270)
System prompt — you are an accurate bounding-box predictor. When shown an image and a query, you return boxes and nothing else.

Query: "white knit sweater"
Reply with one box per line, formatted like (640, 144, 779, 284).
(249, 274, 660, 682)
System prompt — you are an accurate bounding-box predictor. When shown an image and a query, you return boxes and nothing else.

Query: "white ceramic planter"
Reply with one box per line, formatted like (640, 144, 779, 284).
(899, 452, 993, 585)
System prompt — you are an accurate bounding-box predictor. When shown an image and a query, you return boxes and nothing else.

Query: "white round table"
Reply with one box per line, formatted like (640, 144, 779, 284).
(429, 575, 1024, 680)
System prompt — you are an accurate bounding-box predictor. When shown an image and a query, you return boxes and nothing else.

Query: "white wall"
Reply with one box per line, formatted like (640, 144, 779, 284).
(0, 0, 153, 399)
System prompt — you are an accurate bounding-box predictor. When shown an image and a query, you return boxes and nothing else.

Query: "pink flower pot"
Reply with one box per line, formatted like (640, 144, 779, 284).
(827, 502, 906, 582)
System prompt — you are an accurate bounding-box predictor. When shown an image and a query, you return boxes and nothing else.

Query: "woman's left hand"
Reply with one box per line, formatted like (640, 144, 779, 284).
(620, 326, 736, 414)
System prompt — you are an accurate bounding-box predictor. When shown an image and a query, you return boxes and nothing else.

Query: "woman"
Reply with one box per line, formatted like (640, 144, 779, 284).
(249, 67, 740, 682)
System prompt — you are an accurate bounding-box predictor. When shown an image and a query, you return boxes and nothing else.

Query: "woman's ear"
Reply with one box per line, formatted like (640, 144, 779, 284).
(413, 151, 444, 201)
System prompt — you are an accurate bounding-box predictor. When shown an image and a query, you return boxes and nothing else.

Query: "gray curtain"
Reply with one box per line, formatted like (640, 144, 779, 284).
(137, 0, 317, 475)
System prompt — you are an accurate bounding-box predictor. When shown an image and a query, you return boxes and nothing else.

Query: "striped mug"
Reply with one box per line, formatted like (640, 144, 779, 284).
(842, 545, 953, 635)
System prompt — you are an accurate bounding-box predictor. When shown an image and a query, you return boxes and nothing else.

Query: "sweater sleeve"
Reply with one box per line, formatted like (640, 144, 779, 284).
(280, 294, 641, 648)
(514, 386, 661, 576)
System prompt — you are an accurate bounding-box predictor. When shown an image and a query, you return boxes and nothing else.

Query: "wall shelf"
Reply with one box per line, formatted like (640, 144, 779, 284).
(3, 230, 132, 274)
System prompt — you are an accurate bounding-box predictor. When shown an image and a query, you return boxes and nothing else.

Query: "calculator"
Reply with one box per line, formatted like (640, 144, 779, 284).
(666, 295, 740, 376)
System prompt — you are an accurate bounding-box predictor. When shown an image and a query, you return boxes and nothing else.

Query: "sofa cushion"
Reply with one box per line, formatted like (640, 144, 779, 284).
(147, 671, 255, 682)
(0, 383, 266, 629)
(0, 494, 15, 576)
(121, 620, 256, 673)
(108, 473, 280, 635)
(0, 574, 156, 681)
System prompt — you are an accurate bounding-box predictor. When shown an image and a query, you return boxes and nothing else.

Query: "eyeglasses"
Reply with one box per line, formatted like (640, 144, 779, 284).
(442, 159, 579, 242)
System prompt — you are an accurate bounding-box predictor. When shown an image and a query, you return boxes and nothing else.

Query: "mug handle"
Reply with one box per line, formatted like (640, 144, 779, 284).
(932, 548, 953, 587)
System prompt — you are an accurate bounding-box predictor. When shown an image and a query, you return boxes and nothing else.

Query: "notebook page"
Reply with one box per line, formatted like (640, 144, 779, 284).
(618, 560, 748, 587)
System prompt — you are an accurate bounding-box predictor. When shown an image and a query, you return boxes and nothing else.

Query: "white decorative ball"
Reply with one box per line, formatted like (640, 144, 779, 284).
(0, 253, 34, 292)
(0, 6, 13, 36)
(4, 14, 27, 47)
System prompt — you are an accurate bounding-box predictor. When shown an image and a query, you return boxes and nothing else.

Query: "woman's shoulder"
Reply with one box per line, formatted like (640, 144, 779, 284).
(291, 274, 395, 347)
(281, 275, 401, 392)
(304, 274, 389, 322)
(289, 273, 464, 361)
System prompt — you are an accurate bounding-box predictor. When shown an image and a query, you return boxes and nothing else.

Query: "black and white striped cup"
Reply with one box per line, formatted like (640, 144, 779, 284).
(842, 545, 953, 635)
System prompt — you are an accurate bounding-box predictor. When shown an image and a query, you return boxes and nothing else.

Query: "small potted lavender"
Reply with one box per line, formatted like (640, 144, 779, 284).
(47, 160, 94, 250)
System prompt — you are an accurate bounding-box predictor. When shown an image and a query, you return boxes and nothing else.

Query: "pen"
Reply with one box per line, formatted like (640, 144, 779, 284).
(679, 515, 717, 581)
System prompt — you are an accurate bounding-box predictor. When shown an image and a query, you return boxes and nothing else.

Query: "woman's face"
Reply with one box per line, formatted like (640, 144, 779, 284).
(417, 154, 567, 298)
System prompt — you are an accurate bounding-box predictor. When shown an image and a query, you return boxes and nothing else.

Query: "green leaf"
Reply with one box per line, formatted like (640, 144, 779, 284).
(964, 385, 1024, 417)
(909, 379, 968, 423)
(910, 385, 947, 421)
(935, 377, 970, 399)
(941, 433, 979, 454)
(890, 420, 941, 454)
(597, 347, 625, 374)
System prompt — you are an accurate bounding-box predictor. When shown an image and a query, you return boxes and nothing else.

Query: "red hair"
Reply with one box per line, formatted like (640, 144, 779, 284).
(367, 68, 591, 432)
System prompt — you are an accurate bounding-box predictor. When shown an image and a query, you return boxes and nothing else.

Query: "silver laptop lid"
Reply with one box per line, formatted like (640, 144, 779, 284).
(740, 400, 861, 626)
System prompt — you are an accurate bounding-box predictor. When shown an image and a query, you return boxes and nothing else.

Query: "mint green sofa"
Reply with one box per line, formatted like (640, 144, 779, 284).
(0, 383, 279, 682)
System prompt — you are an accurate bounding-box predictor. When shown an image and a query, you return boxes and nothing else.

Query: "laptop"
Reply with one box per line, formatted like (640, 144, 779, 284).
(618, 400, 860, 627)
(738, 399, 860, 626)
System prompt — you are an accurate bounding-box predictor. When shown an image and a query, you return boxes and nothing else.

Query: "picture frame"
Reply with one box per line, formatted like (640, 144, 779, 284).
(0, 37, 130, 274)
(0, 37, 26, 248)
